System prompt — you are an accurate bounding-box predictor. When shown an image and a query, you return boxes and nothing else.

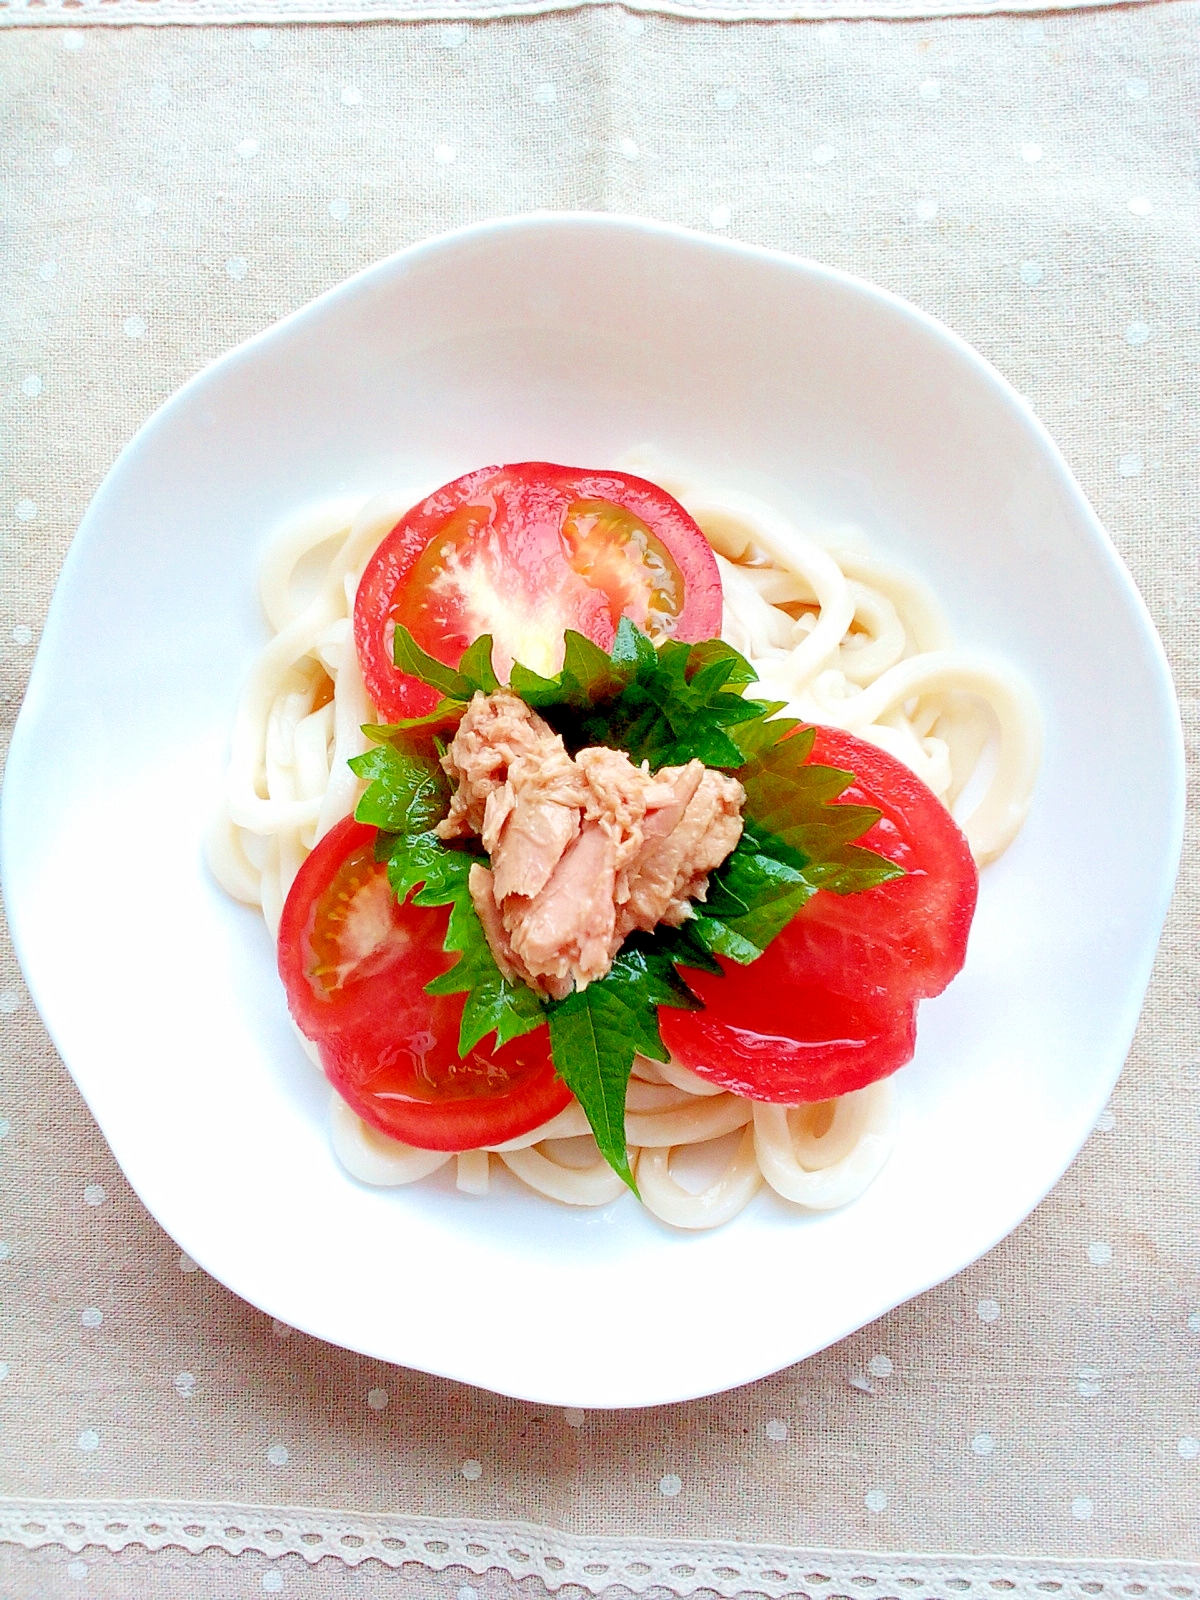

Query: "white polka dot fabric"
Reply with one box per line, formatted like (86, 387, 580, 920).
(0, 10, 1198, 1596)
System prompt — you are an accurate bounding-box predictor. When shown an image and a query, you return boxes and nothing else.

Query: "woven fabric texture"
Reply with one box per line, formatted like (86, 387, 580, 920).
(0, 8, 1198, 1591)
(3, 1503, 1200, 1597)
(0, 0, 1171, 31)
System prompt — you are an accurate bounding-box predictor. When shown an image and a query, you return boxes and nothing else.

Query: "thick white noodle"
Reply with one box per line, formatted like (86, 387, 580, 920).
(328, 1093, 451, 1186)
(650, 1054, 727, 1097)
(498, 1143, 629, 1206)
(215, 474, 1040, 1228)
(455, 1150, 491, 1195)
(795, 650, 1042, 864)
(208, 493, 422, 924)
(752, 1082, 897, 1210)
(485, 1103, 592, 1149)
(636, 1124, 764, 1230)
(625, 1093, 752, 1148)
(685, 490, 856, 694)
(659, 476, 1042, 868)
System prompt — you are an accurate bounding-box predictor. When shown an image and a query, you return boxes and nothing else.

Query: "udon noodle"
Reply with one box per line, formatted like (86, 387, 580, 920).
(208, 469, 1041, 1229)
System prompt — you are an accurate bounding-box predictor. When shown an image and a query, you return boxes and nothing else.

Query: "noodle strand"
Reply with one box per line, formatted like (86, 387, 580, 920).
(213, 474, 1040, 1227)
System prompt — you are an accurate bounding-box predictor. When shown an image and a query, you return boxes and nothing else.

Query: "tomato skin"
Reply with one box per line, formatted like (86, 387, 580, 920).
(353, 463, 723, 722)
(662, 977, 918, 1104)
(277, 817, 449, 1044)
(318, 1010, 572, 1153)
(660, 727, 978, 1103)
(277, 816, 571, 1151)
(785, 727, 978, 1004)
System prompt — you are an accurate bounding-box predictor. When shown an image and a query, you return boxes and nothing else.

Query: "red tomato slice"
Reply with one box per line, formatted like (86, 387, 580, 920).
(277, 816, 571, 1150)
(354, 463, 724, 721)
(780, 727, 979, 1004)
(660, 727, 978, 1103)
(663, 977, 918, 1105)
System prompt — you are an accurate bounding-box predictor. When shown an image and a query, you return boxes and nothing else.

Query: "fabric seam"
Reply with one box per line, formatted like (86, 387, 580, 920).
(2, 1498, 1199, 1596)
(0, 0, 1169, 26)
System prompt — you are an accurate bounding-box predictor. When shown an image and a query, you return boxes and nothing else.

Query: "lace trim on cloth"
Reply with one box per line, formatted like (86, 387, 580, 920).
(2, 1499, 1198, 1598)
(0, 0, 1163, 26)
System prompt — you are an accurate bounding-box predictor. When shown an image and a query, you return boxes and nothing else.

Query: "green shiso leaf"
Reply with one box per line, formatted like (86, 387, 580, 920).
(380, 829, 547, 1055)
(545, 935, 702, 1195)
(347, 741, 450, 835)
(352, 616, 903, 1184)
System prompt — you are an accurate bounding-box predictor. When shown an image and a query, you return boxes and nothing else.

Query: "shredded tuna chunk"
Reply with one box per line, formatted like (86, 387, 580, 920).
(615, 764, 745, 939)
(438, 691, 746, 998)
(436, 690, 564, 842)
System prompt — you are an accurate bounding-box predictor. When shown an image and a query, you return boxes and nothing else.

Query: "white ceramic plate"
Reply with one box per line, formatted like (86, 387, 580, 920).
(1, 215, 1183, 1408)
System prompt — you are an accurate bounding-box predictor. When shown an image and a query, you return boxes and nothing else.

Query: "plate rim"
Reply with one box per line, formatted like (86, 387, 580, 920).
(0, 212, 1186, 1406)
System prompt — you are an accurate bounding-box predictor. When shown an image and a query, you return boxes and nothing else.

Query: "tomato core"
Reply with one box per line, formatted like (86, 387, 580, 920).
(303, 838, 412, 1004)
(560, 499, 685, 636)
(353, 463, 722, 722)
(277, 817, 571, 1151)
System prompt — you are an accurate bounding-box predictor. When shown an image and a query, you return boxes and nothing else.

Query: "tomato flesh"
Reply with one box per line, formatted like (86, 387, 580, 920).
(278, 721, 977, 1133)
(277, 817, 570, 1150)
(354, 463, 723, 721)
(662, 972, 918, 1104)
(660, 727, 978, 1103)
(774, 727, 979, 1005)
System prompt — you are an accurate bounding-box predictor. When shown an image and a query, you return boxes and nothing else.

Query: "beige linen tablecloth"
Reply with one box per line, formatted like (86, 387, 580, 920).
(1, 7, 1198, 1596)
